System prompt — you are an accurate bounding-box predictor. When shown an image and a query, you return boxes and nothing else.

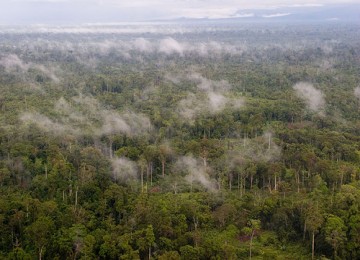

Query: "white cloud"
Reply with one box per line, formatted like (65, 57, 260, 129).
(290, 4, 324, 7)
(235, 13, 255, 18)
(262, 13, 291, 18)
(293, 82, 326, 114)
(175, 7, 239, 19)
(354, 86, 360, 100)
(111, 157, 138, 182)
(327, 17, 340, 21)
(159, 37, 184, 55)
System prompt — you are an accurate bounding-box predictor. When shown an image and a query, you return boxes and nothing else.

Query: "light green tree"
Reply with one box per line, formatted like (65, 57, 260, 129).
(26, 216, 54, 260)
(242, 219, 261, 259)
(324, 215, 347, 259)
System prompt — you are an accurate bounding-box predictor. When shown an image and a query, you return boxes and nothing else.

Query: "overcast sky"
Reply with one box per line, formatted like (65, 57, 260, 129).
(0, 0, 358, 24)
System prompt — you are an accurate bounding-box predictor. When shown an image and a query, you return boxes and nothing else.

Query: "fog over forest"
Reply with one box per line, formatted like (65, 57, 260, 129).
(0, 9, 359, 260)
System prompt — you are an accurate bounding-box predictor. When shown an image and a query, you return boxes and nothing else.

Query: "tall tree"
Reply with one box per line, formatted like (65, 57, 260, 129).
(26, 216, 54, 260)
(324, 215, 347, 259)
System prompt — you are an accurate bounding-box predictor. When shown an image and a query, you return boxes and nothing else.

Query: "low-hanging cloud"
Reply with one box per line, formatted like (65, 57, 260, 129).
(207, 91, 228, 112)
(98, 111, 152, 137)
(176, 155, 217, 192)
(133, 37, 154, 53)
(159, 37, 184, 55)
(100, 112, 132, 136)
(354, 86, 360, 100)
(36, 64, 60, 83)
(177, 93, 205, 121)
(0, 54, 61, 83)
(111, 156, 138, 182)
(228, 131, 281, 166)
(293, 82, 325, 113)
(0, 54, 29, 72)
(20, 94, 153, 140)
(175, 73, 244, 123)
(20, 112, 80, 136)
(188, 73, 232, 92)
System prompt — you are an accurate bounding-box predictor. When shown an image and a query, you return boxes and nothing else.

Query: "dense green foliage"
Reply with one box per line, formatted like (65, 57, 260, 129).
(0, 24, 359, 259)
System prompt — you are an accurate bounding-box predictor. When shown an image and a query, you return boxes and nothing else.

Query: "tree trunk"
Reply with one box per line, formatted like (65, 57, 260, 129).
(340, 172, 344, 186)
(141, 168, 144, 193)
(274, 175, 277, 191)
(229, 173, 232, 191)
(147, 163, 150, 184)
(75, 186, 78, 207)
(161, 160, 165, 177)
(243, 177, 246, 194)
(150, 162, 153, 186)
(240, 177, 243, 196)
(202, 156, 207, 168)
(312, 231, 315, 260)
(302, 171, 305, 187)
(250, 229, 255, 260)
(109, 139, 113, 159)
(296, 170, 300, 193)
(39, 246, 43, 260)
(193, 216, 198, 231)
